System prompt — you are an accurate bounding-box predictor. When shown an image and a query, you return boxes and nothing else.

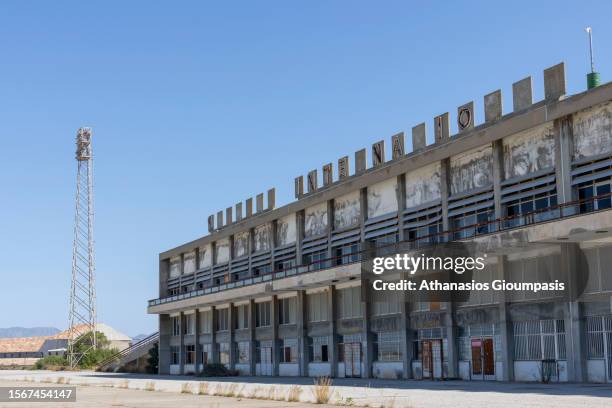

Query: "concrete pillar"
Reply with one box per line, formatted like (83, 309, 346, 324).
(296, 211, 305, 266)
(248, 299, 257, 375)
(361, 295, 374, 378)
(296, 290, 309, 376)
(562, 243, 586, 382)
(554, 116, 574, 205)
(497, 256, 514, 381)
(159, 260, 169, 297)
(359, 187, 368, 242)
(397, 174, 407, 240)
(328, 286, 338, 377)
(194, 309, 202, 374)
(400, 292, 414, 379)
(179, 312, 185, 374)
(492, 139, 504, 221)
(327, 200, 334, 265)
(228, 303, 236, 370)
(158, 314, 171, 374)
(440, 159, 451, 235)
(271, 296, 280, 376)
(210, 306, 218, 364)
(444, 305, 458, 379)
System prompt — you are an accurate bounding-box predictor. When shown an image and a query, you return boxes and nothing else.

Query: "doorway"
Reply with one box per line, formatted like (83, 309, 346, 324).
(471, 338, 495, 380)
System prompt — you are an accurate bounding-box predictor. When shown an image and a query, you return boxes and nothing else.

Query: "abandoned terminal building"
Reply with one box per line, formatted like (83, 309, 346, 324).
(148, 62, 612, 383)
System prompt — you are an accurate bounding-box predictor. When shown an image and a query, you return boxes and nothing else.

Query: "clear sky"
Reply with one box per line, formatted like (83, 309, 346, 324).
(0, 1, 610, 337)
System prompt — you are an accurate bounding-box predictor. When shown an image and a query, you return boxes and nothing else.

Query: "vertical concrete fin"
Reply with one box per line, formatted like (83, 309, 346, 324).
(457, 101, 475, 132)
(307, 169, 318, 193)
(216, 210, 224, 229)
(246, 197, 253, 217)
(294, 176, 304, 199)
(267, 188, 275, 210)
(391, 132, 405, 160)
(207, 214, 215, 233)
(372, 140, 385, 167)
(338, 156, 349, 180)
(544, 62, 566, 102)
(484, 89, 503, 123)
(235, 202, 243, 222)
(355, 149, 367, 175)
(412, 123, 426, 151)
(512, 76, 533, 112)
(225, 206, 233, 225)
(434, 113, 450, 143)
(256, 193, 264, 213)
(323, 163, 333, 186)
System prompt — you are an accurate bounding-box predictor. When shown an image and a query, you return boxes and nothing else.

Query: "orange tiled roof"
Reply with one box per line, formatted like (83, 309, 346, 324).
(0, 336, 49, 353)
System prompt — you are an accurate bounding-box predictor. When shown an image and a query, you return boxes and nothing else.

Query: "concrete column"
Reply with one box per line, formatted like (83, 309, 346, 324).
(361, 295, 374, 378)
(296, 211, 305, 265)
(228, 303, 236, 370)
(271, 296, 280, 376)
(492, 140, 504, 221)
(210, 306, 218, 364)
(562, 243, 586, 382)
(158, 314, 171, 374)
(497, 256, 514, 381)
(328, 286, 338, 377)
(248, 299, 257, 375)
(194, 309, 202, 374)
(359, 187, 368, 243)
(554, 116, 574, 205)
(400, 292, 413, 379)
(440, 159, 451, 235)
(179, 312, 185, 374)
(159, 259, 169, 297)
(444, 305, 458, 379)
(296, 290, 309, 376)
(397, 174, 407, 240)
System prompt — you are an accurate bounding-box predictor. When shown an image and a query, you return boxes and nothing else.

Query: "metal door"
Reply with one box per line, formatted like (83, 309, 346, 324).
(432, 340, 443, 379)
(471, 339, 483, 378)
(344, 343, 361, 378)
(422, 341, 432, 379)
(260, 347, 273, 376)
(483, 338, 495, 378)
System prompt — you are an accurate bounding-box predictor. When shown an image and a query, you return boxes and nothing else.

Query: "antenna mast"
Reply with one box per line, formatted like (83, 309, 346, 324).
(67, 127, 97, 368)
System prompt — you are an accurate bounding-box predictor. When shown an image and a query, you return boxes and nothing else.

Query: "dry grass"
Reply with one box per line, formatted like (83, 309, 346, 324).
(287, 384, 303, 402)
(181, 382, 193, 394)
(266, 385, 276, 400)
(198, 382, 209, 395)
(144, 381, 155, 392)
(116, 379, 129, 389)
(56, 377, 67, 384)
(312, 376, 333, 404)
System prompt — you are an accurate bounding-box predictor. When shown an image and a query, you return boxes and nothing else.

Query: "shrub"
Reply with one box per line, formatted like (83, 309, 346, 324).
(312, 376, 332, 404)
(34, 356, 68, 370)
(197, 363, 238, 377)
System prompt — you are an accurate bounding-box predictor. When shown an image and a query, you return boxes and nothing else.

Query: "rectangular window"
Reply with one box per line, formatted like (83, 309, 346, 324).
(216, 308, 229, 331)
(338, 286, 362, 319)
(237, 342, 250, 364)
(333, 243, 360, 266)
(219, 343, 230, 365)
(200, 311, 212, 334)
(308, 292, 329, 322)
(201, 344, 211, 365)
(275, 259, 295, 272)
(256, 302, 271, 327)
(512, 320, 566, 361)
(236, 305, 249, 329)
(185, 344, 196, 364)
(171, 316, 180, 336)
(303, 250, 328, 271)
(279, 297, 297, 325)
(170, 346, 180, 365)
(281, 338, 298, 363)
(310, 336, 329, 362)
(184, 314, 195, 335)
(376, 331, 402, 361)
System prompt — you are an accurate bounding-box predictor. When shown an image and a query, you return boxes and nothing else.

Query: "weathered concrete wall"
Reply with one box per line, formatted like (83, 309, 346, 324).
(183, 251, 196, 274)
(169, 256, 181, 278)
(234, 231, 249, 258)
(334, 191, 360, 230)
(503, 123, 555, 179)
(305, 202, 328, 237)
(450, 145, 493, 195)
(254, 223, 272, 252)
(404, 162, 441, 209)
(215, 238, 230, 264)
(276, 213, 296, 246)
(573, 101, 612, 160)
(198, 244, 212, 269)
(367, 178, 398, 218)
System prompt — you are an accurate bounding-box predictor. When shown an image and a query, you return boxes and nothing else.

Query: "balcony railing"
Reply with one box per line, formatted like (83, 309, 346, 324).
(148, 191, 612, 308)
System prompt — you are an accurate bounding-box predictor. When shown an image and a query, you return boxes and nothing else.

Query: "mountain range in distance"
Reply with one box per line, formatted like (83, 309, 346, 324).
(0, 327, 61, 338)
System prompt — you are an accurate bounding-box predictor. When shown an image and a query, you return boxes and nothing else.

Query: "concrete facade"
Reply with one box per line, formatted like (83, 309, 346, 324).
(149, 62, 612, 383)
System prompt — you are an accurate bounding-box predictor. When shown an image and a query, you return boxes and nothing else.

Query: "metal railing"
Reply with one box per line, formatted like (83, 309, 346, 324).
(148, 191, 612, 307)
(96, 332, 159, 371)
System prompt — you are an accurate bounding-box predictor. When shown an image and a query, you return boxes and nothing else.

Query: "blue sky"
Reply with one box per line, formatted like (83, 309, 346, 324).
(0, 1, 610, 337)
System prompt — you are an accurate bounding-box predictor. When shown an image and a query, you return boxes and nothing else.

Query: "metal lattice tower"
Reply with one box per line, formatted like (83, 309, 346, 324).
(67, 127, 97, 368)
